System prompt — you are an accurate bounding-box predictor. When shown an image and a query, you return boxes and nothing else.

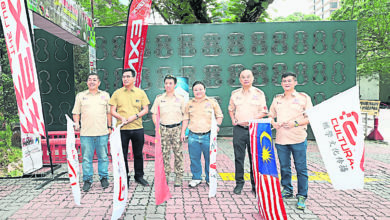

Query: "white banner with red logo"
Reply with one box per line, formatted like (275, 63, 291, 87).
(21, 130, 43, 174)
(65, 115, 81, 205)
(110, 122, 128, 220)
(123, 0, 152, 88)
(0, 0, 46, 136)
(307, 86, 365, 190)
(209, 110, 218, 198)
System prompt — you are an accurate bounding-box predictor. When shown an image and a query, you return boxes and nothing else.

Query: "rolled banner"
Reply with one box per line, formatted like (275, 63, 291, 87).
(65, 115, 81, 205)
(110, 123, 128, 220)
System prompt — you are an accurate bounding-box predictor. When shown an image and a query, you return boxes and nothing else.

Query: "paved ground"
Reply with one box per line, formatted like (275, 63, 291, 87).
(0, 138, 389, 220)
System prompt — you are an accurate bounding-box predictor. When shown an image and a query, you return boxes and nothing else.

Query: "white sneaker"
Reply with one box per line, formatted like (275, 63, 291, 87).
(189, 179, 201, 187)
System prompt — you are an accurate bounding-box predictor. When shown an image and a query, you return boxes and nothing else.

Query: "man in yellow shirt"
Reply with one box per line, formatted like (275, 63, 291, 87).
(72, 74, 112, 192)
(109, 69, 150, 186)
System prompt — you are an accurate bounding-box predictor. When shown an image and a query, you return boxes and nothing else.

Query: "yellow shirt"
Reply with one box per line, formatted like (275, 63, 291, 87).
(72, 90, 110, 136)
(150, 92, 185, 125)
(184, 96, 223, 133)
(228, 87, 268, 124)
(109, 87, 150, 130)
(269, 91, 313, 145)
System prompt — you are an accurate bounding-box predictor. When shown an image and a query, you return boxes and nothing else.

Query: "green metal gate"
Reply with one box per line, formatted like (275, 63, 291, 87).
(35, 29, 75, 131)
(96, 21, 357, 135)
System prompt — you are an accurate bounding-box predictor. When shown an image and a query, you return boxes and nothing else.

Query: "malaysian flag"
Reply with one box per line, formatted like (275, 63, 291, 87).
(249, 119, 287, 220)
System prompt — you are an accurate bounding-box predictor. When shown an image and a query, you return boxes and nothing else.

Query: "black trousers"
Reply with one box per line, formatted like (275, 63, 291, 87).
(120, 129, 144, 179)
(233, 126, 255, 188)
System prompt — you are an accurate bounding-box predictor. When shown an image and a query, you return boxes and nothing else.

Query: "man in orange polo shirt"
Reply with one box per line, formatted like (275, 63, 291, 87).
(72, 74, 112, 192)
(151, 75, 186, 187)
(228, 70, 268, 195)
(269, 72, 313, 210)
(181, 81, 223, 187)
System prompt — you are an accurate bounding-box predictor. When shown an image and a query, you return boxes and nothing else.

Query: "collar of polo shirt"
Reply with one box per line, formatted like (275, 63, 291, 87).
(87, 89, 102, 95)
(281, 91, 298, 97)
(193, 96, 208, 102)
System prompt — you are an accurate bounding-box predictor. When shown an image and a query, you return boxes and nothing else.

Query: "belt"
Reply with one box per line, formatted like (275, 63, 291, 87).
(160, 123, 181, 128)
(191, 131, 211, 136)
(237, 125, 249, 130)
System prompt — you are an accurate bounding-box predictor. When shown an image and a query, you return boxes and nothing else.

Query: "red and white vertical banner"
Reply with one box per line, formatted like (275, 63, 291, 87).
(0, 0, 46, 136)
(307, 86, 365, 190)
(123, 0, 152, 88)
(65, 115, 81, 205)
(110, 122, 128, 220)
(154, 106, 171, 205)
(209, 110, 218, 198)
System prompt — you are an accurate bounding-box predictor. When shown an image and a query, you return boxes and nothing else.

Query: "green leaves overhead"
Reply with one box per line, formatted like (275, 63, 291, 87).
(331, 0, 390, 83)
(76, 0, 273, 25)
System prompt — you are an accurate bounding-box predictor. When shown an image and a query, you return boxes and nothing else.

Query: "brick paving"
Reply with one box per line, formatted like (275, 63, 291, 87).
(0, 139, 389, 219)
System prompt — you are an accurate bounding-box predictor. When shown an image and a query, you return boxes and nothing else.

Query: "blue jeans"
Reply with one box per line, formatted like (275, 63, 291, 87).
(80, 135, 109, 182)
(275, 140, 308, 198)
(188, 131, 210, 182)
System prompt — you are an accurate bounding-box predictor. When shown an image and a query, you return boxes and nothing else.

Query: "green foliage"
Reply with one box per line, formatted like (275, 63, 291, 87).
(272, 12, 322, 22)
(331, 0, 390, 83)
(73, 45, 89, 93)
(0, 117, 13, 148)
(78, 0, 129, 26)
(77, 0, 273, 25)
(0, 38, 19, 124)
(0, 146, 23, 177)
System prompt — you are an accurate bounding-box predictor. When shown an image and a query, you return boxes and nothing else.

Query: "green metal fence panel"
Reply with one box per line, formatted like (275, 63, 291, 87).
(96, 21, 357, 135)
(35, 29, 75, 131)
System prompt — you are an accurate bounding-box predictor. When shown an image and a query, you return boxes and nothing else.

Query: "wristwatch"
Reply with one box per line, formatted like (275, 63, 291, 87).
(294, 121, 299, 127)
(136, 114, 139, 119)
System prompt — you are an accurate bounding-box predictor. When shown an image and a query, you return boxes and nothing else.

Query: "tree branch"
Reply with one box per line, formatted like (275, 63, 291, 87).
(152, 2, 172, 24)
(188, 0, 211, 23)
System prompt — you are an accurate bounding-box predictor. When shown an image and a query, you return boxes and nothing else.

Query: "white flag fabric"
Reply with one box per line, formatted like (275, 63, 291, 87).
(306, 86, 365, 190)
(65, 115, 81, 205)
(209, 110, 218, 198)
(110, 123, 128, 220)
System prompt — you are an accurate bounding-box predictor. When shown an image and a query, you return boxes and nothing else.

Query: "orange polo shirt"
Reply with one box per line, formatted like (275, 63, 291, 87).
(183, 96, 223, 133)
(269, 91, 313, 145)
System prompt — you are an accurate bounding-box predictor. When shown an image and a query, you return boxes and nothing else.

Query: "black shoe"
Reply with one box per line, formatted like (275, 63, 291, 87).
(135, 177, 149, 186)
(233, 184, 244, 194)
(100, 177, 109, 189)
(83, 181, 92, 192)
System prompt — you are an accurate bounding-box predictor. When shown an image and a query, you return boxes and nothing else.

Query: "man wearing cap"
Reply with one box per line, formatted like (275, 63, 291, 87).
(269, 72, 313, 210)
(151, 75, 186, 187)
(109, 68, 150, 186)
(228, 69, 268, 195)
(72, 74, 112, 192)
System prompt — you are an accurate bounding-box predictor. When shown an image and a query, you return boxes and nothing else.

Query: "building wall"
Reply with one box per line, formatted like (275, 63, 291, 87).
(311, 0, 341, 19)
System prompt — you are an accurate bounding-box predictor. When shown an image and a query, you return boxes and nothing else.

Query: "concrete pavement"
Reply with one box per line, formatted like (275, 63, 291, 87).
(0, 138, 389, 220)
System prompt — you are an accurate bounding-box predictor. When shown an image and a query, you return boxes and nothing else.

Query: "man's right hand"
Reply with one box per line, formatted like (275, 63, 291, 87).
(74, 122, 80, 131)
(180, 132, 186, 142)
(121, 116, 128, 124)
(272, 121, 282, 129)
